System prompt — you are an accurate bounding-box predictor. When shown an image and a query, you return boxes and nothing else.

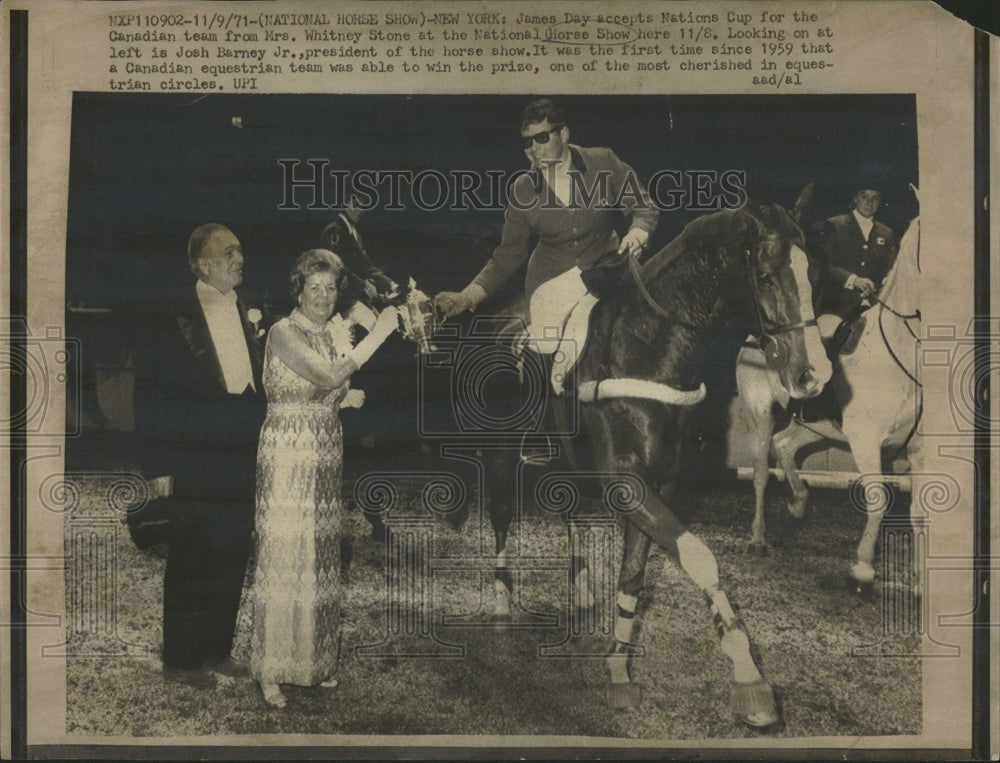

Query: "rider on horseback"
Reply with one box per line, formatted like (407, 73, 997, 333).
(319, 195, 404, 330)
(788, 177, 899, 425)
(812, 178, 898, 349)
(435, 98, 659, 461)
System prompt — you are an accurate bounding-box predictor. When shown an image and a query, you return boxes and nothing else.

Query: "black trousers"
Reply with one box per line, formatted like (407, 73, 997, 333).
(161, 497, 252, 670)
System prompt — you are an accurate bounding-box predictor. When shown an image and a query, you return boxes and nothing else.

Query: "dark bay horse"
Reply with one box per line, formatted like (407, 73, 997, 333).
(466, 202, 831, 727)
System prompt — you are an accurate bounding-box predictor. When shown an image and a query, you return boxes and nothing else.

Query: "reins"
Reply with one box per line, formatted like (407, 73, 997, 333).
(877, 304, 922, 387)
(873, 221, 921, 382)
(624, 242, 816, 350)
(870, 294, 920, 323)
(869, 217, 921, 324)
(743, 249, 818, 337)
(626, 253, 675, 323)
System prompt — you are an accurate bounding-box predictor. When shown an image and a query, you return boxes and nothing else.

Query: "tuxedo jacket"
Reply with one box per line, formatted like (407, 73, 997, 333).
(133, 285, 266, 505)
(320, 214, 396, 307)
(814, 212, 897, 318)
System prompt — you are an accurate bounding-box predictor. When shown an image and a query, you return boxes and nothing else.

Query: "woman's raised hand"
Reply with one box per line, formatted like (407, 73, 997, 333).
(371, 305, 402, 340)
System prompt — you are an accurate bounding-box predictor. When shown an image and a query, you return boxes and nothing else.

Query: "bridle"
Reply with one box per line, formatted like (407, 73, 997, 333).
(874, 224, 922, 386)
(625, 237, 815, 371)
(744, 244, 817, 371)
(869, 220, 921, 323)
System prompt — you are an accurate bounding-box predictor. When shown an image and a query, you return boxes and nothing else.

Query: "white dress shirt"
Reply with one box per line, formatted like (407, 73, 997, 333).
(852, 209, 875, 240)
(196, 279, 255, 393)
(845, 210, 876, 289)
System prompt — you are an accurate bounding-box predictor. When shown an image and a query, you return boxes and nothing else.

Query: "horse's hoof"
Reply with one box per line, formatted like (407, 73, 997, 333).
(785, 499, 806, 520)
(607, 682, 642, 710)
(747, 542, 769, 557)
(731, 678, 780, 729)
(847, 576, 874, 600)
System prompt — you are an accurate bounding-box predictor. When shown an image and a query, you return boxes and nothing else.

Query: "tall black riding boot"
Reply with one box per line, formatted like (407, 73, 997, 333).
(519, 350, 557, 466)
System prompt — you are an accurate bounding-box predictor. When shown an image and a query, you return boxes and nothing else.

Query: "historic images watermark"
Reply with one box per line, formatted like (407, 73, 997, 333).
(1, 318, 80, 437)
(276, 161, 748, 213)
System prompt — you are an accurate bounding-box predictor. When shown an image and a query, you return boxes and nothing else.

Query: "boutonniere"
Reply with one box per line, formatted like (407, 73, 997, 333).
(875, 237, 885, 246)
(247, 308, 265, 338)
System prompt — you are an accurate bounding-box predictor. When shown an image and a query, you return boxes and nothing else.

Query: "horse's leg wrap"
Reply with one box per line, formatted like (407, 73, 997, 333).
(569, 527, 595, 610)
(607, 592, 638, 684)
(493, 547, 513, 619)
(704, 587, 761, 684)
(520, 349, 556, 465)
(676, 532, 719, 591)
(605, 591, 643, 708)
(704, 587, 778, 727)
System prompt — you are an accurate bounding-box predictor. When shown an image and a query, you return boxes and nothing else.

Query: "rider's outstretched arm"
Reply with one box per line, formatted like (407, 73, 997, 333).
(435, 282, 488, 319)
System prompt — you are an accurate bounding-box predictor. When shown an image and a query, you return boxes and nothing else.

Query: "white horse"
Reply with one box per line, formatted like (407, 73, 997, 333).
(736, 200, 921, 595)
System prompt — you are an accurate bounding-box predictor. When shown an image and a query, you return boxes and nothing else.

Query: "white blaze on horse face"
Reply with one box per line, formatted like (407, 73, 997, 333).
(788, 244, 832, 391)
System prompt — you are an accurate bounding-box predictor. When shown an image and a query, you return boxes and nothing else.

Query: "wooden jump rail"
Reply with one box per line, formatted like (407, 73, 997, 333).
(735, 467, 912, 493)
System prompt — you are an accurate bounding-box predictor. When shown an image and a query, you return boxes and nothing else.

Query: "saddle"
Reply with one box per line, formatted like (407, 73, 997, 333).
(580, 257, 631, 300)
(543, 257, 633, 394)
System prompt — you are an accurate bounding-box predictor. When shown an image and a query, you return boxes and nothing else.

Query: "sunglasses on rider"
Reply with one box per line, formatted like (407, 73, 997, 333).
(521, 125, 564, 149)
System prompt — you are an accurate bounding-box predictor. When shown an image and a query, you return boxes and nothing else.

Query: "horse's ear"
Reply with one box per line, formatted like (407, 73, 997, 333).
(740, 201, 768, 243)
(791, 182, 815, 223)
(742, 201, 764, 227)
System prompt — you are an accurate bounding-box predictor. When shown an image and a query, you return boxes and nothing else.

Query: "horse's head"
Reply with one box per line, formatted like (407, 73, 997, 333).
(397, 278, 438, 355)
(744, 203, 832, 399)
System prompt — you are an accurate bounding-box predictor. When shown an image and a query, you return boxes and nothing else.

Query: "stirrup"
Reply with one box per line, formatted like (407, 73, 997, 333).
(519, 433, 555, 465)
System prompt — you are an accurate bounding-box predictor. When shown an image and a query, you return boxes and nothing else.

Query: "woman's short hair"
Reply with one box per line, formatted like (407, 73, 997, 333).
(289, 249, 345, 298)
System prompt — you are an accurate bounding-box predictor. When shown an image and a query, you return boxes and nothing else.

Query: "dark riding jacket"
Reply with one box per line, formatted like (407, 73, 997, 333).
(813, 212, 897, 319)
(473, 145, 659, 299)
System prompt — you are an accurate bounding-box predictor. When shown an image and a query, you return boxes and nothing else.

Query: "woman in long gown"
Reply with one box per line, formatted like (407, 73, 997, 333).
(250, 249, 400, 708)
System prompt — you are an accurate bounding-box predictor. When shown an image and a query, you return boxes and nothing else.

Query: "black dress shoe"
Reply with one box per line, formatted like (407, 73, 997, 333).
(163, 667, 216, 690)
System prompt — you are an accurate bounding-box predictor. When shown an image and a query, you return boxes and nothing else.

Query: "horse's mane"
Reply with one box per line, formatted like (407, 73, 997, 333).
(639, 203, 804, 290)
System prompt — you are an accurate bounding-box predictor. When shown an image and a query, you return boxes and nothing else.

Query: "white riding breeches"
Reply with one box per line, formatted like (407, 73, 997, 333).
(528, 266, 588, 355)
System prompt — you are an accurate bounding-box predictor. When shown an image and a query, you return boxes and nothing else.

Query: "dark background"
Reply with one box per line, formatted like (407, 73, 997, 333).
(66, 94, 918, 460)
(934, 0, 1000, 35)
(66, 93, 919, 309)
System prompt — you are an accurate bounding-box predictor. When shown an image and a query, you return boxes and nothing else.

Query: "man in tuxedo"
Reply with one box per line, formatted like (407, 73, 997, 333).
(133, 223, 266, 684)
(813, 182, 898, 327)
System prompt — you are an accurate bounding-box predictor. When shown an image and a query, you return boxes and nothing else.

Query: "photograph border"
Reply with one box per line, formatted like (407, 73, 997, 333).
(5, 0, 996, 758)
